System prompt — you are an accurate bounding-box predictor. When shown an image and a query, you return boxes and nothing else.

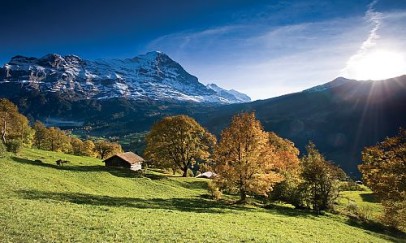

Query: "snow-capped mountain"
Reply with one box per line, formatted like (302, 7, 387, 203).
(206, 83, 251, 103)
(0, 51, 250, 104)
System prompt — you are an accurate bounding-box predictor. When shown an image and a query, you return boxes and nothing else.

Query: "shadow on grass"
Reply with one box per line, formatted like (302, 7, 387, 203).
(17, 189, 252, 214)
(144, 173, 168, 180)
(346, 217, 406, 241)
(11, 156, 141, 179)
(359, 192, 380, 203)
(12, 156, 58, 169)
(176, 180, 209, 190)
(263, 203, 317, 218)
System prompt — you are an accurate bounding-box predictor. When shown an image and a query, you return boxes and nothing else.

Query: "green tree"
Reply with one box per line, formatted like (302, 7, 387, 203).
(145, 115, 216, 177)
(212, 113, 284, 203)
(300, 142, 339, 213)
(359, 129, 406, 229)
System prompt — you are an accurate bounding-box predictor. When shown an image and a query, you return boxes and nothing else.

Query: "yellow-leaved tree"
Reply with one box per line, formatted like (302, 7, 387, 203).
(267, 132, 302, 206)
(94, 140, 123, 159)
(81, 140, 96, 157)
(0, 98, 34, 151)
(359, 129, 406, 230)
(212, 112, 284, 203)
(145, 115, 216, 177)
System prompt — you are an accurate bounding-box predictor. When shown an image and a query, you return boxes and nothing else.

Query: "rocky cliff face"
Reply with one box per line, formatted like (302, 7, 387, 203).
(0, 51, 251, 104)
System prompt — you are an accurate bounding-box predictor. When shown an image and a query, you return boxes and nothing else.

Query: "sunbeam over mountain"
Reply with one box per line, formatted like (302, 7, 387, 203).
(1, 0, 406, 241)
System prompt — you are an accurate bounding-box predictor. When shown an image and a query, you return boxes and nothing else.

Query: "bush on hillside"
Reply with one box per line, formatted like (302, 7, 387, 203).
(339, 181, 366, 191)
(269, 174, 305, 208)
(187, 169, 194, 177)
(0, 142, 6, 157)
(208, 181, 222, 200)
(6, 139, 23, 154)
(381, 197, 406, 231)
(345, 202, 373, 222)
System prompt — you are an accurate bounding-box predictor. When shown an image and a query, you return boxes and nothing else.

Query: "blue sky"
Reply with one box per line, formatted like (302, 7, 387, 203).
(1, 0, 406, 100)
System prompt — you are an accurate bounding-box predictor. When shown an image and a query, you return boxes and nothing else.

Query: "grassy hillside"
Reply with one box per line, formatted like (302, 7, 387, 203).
(0, 149, 404, 242)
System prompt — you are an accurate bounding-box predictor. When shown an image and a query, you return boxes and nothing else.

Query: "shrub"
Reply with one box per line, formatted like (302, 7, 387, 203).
(163, 168, 173, 175)
(133, 169, 145, 178)
(269, 175, 305, 208)
(345, 202, 373, 222)
(381, 198, 406, 231)
(208, 181, 222, 200)
(339, 181, 365, 191)
(187, 169, 194, 177)
(6, 139, 23, 153)
(345, 201, 359, 214)
(0, 142, 6, 157)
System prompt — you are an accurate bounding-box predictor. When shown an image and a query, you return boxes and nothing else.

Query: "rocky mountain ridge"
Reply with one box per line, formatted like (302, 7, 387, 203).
(0, 51, 251, 104)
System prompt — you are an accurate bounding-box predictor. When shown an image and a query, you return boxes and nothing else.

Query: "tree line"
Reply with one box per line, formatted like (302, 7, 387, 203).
(145, 113, 345, 213)
(2, 97, 403, 230)
(145, 112, 405, 229)
(0, 98, 122, 159)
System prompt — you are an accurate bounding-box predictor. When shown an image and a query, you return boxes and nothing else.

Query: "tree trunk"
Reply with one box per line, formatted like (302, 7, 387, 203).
(1, 120, 6, 144)
(182, 167, 188, 177)
(238, 189, 247, 204)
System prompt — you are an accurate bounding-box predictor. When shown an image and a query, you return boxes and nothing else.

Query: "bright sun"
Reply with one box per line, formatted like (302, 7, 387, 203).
(343, 50, 406, 80)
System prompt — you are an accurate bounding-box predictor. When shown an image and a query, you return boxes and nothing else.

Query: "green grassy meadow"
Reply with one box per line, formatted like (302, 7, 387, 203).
(0, 148, 404, 242)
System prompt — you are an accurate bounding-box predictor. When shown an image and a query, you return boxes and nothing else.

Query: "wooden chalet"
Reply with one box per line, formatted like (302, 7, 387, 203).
(103, 152, 144, 171)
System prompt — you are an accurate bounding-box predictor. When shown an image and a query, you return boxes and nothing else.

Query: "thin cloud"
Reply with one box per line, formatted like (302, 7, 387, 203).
(340, 0, 383, 77)
(147, 1, 406, 100)
(363, 0, 382, 50)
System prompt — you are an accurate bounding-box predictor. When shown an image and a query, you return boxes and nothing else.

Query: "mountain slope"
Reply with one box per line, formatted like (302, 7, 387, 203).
(0, 52, 250, 104)
(1, 51, 405, 176)
(199, 75, 406, 176)
(0, 148, 401, 242)
(206, 83, 251, 103)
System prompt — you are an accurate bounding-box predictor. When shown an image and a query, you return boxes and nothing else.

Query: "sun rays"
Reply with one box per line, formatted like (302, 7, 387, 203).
(342, 50, 406, 80)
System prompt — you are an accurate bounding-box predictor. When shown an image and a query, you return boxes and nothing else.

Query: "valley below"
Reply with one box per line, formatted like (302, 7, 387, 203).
(4, 75, 405, 177)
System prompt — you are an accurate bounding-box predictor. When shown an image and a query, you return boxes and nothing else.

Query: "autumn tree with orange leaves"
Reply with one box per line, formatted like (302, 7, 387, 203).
(359, 129, 406, 230)
(145, 115, 216, 177)
(267, 132, 302, 206)
(212, 113, 285, 203)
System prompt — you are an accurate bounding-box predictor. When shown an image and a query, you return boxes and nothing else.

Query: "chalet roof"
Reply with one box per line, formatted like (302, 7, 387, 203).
(104, 152, 144, 164)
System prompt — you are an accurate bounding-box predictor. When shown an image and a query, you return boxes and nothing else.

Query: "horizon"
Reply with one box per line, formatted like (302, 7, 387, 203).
(1, 0, 406, 100)
(2, 50, 405, 101)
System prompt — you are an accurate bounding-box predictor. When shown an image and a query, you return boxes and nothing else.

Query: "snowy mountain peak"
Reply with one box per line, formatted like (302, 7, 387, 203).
(206, 83, 222, 92)
(142, 50, 165, 59)
(206, 83, 251, 103)
(0, 52, 250, 104)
